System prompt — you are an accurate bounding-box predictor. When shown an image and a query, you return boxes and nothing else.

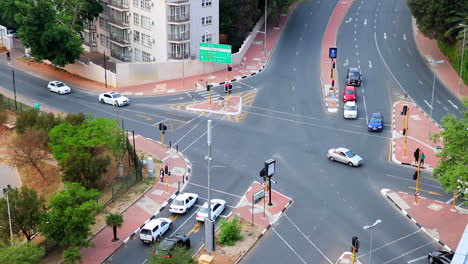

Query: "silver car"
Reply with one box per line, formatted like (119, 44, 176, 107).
(327, 147, 363, 167)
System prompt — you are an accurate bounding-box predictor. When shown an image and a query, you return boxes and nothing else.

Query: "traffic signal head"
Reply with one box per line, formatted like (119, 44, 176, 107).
(331, 79, 335, 87)
(163, 124, 167, 131)
(332, 61, 336, 69)
(164, 165, 169, 175)
(259, 168, 266, 177)
(401, 105, 408, 115)
(402, 128, 406, 135)
(207, 84, 212, 91)
(352, 236, 360, 252)
(159, 123, 163, 131)
(227, 65, 232, 72)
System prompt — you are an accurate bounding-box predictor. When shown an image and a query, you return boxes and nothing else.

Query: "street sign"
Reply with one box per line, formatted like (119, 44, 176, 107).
(253, 189, 265, 204)
(415, 191, 421, 196)
(200, 43, 232, 64)
(329, 47, 337, 59)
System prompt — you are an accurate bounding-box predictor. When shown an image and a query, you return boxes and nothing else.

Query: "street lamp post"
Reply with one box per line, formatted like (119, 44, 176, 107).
(2, 185, 13, 246)
(458, 24, 466, 96)
(363, 219, 382, 264)
(429, 60, 444, 136)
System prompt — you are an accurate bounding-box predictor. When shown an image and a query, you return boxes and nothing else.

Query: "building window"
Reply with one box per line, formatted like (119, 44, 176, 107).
(141, 15, 151, 29)
(202, 34, 212, 43)
(134, 48, 141, 61)
(133, 0, 138, 7)
(133, 13, 140, 25)
(202, 16, 212, 26)
(100, 34, 106, 45)
(141, 33, 152, 47)
(142, 51, 151, 62)
(99, 18, 106, 29)
(105, 36, 110, 47)
(142, 0, 151, 11)
(133, 31, 140, 42)
(202, 0, 212, 7)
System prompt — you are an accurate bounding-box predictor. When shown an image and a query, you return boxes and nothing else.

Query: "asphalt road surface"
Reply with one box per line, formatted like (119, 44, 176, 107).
(0, 0, 463, 263)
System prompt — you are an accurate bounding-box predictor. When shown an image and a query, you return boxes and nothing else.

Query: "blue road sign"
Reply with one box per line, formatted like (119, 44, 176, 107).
(329, 47, 337, 59)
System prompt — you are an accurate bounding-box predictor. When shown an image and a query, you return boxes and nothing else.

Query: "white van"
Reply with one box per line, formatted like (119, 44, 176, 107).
(139, 218, 172, 243)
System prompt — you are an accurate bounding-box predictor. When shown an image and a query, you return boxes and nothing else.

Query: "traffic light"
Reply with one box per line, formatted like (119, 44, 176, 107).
(401, 105, 408, 115)
(332, 60, 336, 69)
(403, 128, 406, 135)
(206, 84, 212, 91)
(163, 124, 167, 131)
(164, 164, 169, 175)
(227, 65, 232, 72)
(352, 236, 360, 252)
(413, 171, 418, 181)
(331, 79, 335, 87)
(159, 123, 163, 131)
(224, 83, 232, 93)
(259, 168, 266, 178)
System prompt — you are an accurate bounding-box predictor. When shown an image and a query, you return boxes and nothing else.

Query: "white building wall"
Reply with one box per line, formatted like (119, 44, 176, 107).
(190, 0, 219, 59)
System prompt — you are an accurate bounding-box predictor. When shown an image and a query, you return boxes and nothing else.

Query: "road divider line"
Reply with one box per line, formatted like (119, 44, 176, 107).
(188, 182, 242, 198)
(272, 227, 308, 264)
(358, 230, 421, 258)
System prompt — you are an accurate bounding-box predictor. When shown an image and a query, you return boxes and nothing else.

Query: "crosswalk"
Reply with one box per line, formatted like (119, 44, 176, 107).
(197, 90, 221, 101)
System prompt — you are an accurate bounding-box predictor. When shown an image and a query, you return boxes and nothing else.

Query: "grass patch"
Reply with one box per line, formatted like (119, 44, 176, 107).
(438, 39, 468, 85)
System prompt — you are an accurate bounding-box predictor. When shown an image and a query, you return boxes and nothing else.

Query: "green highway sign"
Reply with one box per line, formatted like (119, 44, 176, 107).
(199, 43, 232, 64)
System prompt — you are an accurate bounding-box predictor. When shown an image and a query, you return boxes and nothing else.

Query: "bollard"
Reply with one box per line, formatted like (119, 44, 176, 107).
(183, 175, 185, 184)
(169, 141, 172, 149)
(178, 182, 180, 192)
(176, 145, 178, 153)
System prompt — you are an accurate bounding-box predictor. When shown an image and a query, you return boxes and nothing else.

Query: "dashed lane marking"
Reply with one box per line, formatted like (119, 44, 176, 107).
(135, 114, 154, 121)
(447, 100, 459, 110)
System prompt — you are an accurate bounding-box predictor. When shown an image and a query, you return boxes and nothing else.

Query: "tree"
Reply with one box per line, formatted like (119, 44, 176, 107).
(9, 129, 49, 179)
(48, 117, 125, 189)
(63, 246, 81, 264)
(0, 240, 45, 264)
(149, 246, 195, 264)
(217, 217, 243, 246)
(105, 213, 124, 242)
(39, 182, 101, 248)
(432, 101, 468, 201)
(15, 110, 62, 136)
(0, 187, 45, 242)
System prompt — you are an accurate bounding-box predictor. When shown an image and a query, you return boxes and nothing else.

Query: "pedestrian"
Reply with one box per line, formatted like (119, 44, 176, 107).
(414, 148, 420, 164)
(420, 152, 425, 166)
(6, 51, 10, 61)
(159, 168, 164, 183)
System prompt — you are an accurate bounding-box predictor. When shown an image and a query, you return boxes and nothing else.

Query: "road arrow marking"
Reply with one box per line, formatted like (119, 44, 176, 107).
(368, 60, 372, 68)
(345, 18, 352, 23)
(418, 80, 423, 85)
(344, 59, 349, 66)
(384, 32, 387, 39)
(403, 33, 406, 40)
(447, 100, 459, 109)
(364, 19, 367, 25)
(407, 256, 428, 263)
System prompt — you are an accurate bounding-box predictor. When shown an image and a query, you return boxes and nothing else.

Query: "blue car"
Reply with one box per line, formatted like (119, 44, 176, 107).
(368, 112, 384, 132)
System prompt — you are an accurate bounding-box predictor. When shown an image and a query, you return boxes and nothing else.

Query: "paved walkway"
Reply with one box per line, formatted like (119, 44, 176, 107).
(382, 189, 468, 252)
(80, 134, 189, 264)
(392, 100, 442, 170)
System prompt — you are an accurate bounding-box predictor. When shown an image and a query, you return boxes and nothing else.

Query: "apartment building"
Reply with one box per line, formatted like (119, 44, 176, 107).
(82, 0, 219, 63)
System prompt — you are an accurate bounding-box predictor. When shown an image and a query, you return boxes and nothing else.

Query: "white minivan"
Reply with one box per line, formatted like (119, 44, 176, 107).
(139, 218, 172, 243)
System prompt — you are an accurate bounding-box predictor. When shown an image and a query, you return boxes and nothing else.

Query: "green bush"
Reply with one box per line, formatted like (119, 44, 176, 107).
(438, 39, 468, 86)
(217, 217, 243, 246)
(0, 111, 7, 125)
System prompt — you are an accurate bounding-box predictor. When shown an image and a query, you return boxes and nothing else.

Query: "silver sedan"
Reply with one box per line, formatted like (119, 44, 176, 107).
(327, 147, 363, 167)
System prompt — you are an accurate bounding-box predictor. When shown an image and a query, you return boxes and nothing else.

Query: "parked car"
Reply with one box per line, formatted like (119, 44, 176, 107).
(368, 112, 384, 132)
(427, 250, 453, 264)
(98, 91, 129, 107)
(346, 67, 362, 86)
(343, 86, 357, 102)
(169, 193, 198, 214)
(7, 29, 17, 38)
(196, 199, 226, 222)
(327, 147, 363, 167)
(47, 81, 71, 94)
(343, 101, 358, 119)
(152, 234, 190, 257)
(139, 218, 172, 243)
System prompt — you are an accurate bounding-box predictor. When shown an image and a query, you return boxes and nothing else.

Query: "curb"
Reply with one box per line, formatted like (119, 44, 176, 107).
(380, 189, 453, 253)
(186, 96, 243, 116)
(390, 100, 441, 171)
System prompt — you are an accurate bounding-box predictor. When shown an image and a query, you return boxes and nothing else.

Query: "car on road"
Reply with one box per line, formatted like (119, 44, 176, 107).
(47, 81, 71, 94)
(427, 250, 453, 264)
(343, 101, 358, 119)
(327, 147, 363, 167)
(196, 199, 226, 222)
(152, 234, 190, 258)
(343, 86, 357, 102)
(368, 112, 384, 132)
(139, 217, 172, 243)
(169, 193, 198, 214)
(346, 67, 362, 86)
(98, 91, 129, 107)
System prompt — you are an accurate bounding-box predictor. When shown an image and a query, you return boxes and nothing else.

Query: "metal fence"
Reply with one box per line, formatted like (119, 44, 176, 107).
(0, 93, 32, 113)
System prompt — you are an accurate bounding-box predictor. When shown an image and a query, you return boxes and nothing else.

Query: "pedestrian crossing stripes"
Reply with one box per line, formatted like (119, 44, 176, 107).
(197, 90, 221, 101)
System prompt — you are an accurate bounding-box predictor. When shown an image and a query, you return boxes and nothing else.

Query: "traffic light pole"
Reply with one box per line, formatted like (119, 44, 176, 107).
(403, 108, 409, 157)
(268, 177, 272, 206)
(415, 151, 422, 204)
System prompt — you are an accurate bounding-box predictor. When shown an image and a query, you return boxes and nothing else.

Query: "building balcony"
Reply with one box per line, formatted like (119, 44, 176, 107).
(111, 49, 131, 62)
(166, 0, 189, 6)
(83, 40, 98, 47)
(168, 52, 190, 60)
(108, 0, 129, 10)
(109, 15, 130, 28)
(110, 34, 131, 46)
(168, 32, 190, 42)
(168, 14, 190, 23)
(84, 23, 97, 31)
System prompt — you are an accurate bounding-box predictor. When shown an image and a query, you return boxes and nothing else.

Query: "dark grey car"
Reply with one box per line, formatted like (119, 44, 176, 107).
(346, 67, 362, 86)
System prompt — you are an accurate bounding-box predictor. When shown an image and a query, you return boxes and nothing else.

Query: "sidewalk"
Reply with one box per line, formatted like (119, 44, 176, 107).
(336, 252, 362, 264)
(412, 19, 468, 98)
(80, 134, 190, 264)
(382, 189, 468, 252)
(392, 100, 442, 170)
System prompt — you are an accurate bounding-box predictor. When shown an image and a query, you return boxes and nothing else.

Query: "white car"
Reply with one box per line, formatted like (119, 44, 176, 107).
(48, 81, 71, 94)
(343, 101, 358, 119)
(196, 199, 226, 222)
(139, 217, 172, 243)
(169, 193, 198, 214)
(98, 91, 129, 107)
(327, 147, 363, 167)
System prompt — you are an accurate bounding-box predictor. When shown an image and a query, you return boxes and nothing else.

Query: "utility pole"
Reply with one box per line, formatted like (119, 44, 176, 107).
(12, 69, 17, 111)
(401, 105, 409, 157)
(206, 120, 212, 221)
(104, 51, 108, 88)
(458, 24, 466, 96)
(414, 151, 422, 204)
(2, 185, 13, 246)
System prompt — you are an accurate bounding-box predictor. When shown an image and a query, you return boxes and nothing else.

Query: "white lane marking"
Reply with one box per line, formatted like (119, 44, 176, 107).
(406, 63, 410, 67)
(173, 114, 206, 146)
(357, 12, 359, 16)
(296, 51, 299, 56)
(245, 105, 322, 121)
(181, 115, 226, 152)
(361, 0, 363, 3)
(356, 52, 359, 56)
(294, 67, 296, 72)
(407, 256, 427, 263)
(384, 174, 443, 189)
(359, 230, 422, 258)
(284, 214, 333, 264)
(305, 23, 307, 28)
(292, 85, 295, 91)
(374, 19, 377, 23)
(272, 228, 308, 264)
(358, 5, 361, 9)
(369, 60, 372, 68)
(382, 242, 434, 264)
(355, 44, 358, 49)
(447, 100, 459, 110)
(446, 197, 455, 204)
(364, 19, 367, 25)
(345, 17, 353, 23)
(384, 32, 387, 39)
(363, 95, 369, 124)
(300, 37, 302, 41)
(168, 209, 198, 236)
(355, 30, 357, 35)
(187, 182, 242, 198)
(292, 106, 295, 111)
(393, 20, 396, 24)
(424, 100, 432, 109)
(354, 37, 357, 41)
(418, 80, 423, 85)
(398, 47, 401, 51)
(357, 59, 360, 64)
(351, 125, 362, 128)
(403, 33, 407, 40)
(443, 106, 449, 111)
(344, 59, 349, 66)
(436, 99, 441, 104)
(355, 23, 357, 28)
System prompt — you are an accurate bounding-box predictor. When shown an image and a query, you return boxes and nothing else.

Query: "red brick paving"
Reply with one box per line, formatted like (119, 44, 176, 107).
(186, 95, 241, 115)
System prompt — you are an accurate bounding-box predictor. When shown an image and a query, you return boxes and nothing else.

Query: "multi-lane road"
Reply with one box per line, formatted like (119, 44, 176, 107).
(0, 0, 464, 263)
